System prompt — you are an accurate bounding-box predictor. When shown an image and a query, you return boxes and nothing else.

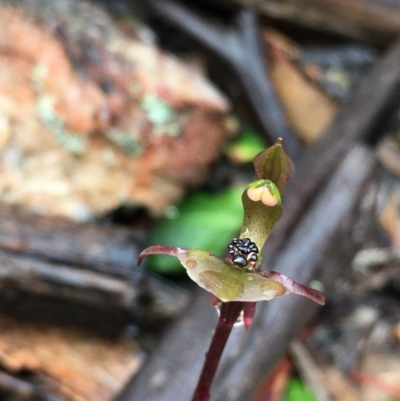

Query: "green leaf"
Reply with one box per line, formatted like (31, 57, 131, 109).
(148, 186, 244, 274)
(225, 129, 266, 163)
(253, 138, 292, 191)
(198, 270, 245, 302)
(284, 377, 318, 401)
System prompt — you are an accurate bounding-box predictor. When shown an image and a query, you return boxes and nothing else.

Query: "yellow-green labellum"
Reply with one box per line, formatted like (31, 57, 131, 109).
(186, 259, 198, 269)
(199, 270, 244, 302)
(186, 249, 211, 261)
(177, 251, 287, 302)
(260, 280, 286, 297)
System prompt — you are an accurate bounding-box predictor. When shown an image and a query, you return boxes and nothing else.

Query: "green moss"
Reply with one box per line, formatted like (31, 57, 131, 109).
(105, 129, 143, 156)
(36, 96, 87, 155)
(141, 94, 174, 125)
(225, 128, 266, 163)
(284, 377, 317, 401)
(140, 94, 181, 137)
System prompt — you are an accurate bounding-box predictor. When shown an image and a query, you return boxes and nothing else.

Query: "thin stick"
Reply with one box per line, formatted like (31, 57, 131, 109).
(147, 0, 301, 160)
(191, 302, 244, 401)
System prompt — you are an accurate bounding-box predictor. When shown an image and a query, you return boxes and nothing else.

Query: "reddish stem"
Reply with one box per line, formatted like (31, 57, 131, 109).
(191, 301, 244, 401)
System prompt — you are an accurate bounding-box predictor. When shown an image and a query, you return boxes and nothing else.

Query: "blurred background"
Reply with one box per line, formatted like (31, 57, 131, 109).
(0, 0, 400, 400)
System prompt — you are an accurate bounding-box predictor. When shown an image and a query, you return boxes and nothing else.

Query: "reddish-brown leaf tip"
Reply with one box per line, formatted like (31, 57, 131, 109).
(137, 245, 188, 266)
(259, 271, 325, 305)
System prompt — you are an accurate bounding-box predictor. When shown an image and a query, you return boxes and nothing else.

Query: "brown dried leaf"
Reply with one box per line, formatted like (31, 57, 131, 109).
(264, 30, 338, 145)
(379, 191, 400, 250)
(354, 354, 400, 401)
(0, 313, 141, 401)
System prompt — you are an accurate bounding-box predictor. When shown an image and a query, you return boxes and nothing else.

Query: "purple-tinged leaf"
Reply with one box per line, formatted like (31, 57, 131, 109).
(259, 271, 325, 305)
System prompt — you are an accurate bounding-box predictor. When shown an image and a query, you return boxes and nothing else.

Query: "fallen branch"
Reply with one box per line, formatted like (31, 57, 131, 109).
(147, 0, 302, 160)
(205, 0, 400, 45)
(0, 205, 188, 333)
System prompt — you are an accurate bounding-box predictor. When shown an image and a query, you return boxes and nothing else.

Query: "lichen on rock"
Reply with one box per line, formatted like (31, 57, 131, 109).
(0, 0, 230, 219)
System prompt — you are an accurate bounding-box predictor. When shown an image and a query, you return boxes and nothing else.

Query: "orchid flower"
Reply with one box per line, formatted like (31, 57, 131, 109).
(140, 138, 325, 401)
(139, 138, 325, 329)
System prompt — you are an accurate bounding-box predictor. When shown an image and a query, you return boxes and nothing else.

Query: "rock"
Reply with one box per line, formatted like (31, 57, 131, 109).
(0, 0, 230, 219)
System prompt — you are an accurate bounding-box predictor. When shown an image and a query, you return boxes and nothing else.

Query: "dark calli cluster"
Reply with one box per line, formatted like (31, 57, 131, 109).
(227, 237, 259, 268)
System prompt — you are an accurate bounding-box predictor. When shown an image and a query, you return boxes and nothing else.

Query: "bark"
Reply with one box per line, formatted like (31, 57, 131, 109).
(116, 289, 217, 401)
(0, 205, 188, 333)
(204, 0, 400, 45)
